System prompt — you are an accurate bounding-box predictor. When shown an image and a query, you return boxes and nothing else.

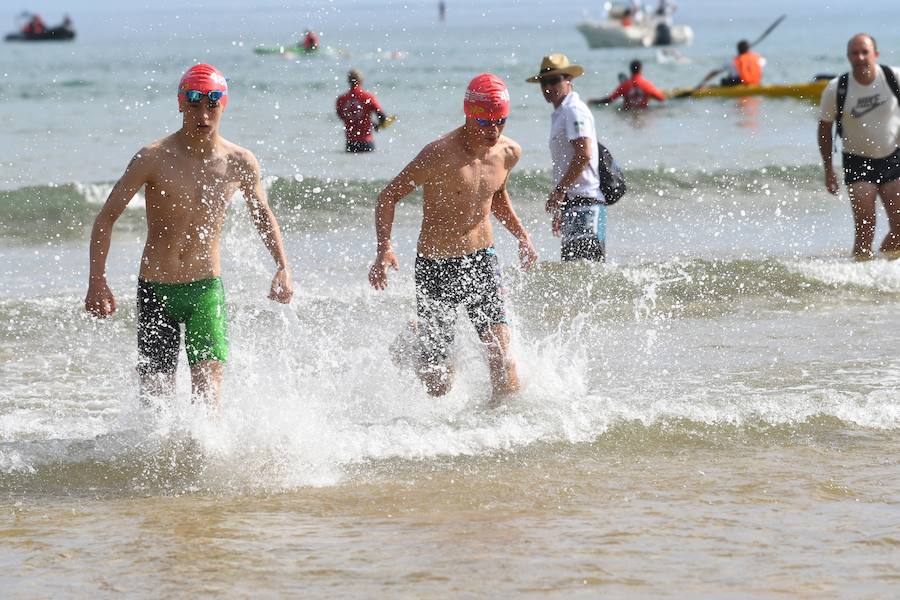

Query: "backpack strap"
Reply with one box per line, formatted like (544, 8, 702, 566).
(880, 64, 900, 106)
(835, 72, 849, 139)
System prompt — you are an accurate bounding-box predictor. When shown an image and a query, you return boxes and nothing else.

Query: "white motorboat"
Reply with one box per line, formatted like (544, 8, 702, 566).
(576, 2, 694, 48)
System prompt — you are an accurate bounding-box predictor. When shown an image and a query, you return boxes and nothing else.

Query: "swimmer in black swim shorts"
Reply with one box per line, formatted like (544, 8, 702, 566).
(414, 247, 507, 370)
(368, 74, 538, 401)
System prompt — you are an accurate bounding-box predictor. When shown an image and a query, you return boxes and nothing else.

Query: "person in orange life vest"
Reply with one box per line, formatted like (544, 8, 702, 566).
(23, 14, 46, 35)
(621, 8, 634, 27)
(595, 60, 665, 109)
(336, 69, 388, 153)
(698, 40, 765, 88)
(302, 29, 319, 51)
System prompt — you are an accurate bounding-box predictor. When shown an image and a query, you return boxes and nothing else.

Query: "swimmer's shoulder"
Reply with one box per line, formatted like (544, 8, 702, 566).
(426, 128, 460, 154)
(497, 135, 521, 168)
(415, 130, 462, 166)
(217, 139, 263, 185)
(124, 138, 170, 176)
(221, 138, 261, 172)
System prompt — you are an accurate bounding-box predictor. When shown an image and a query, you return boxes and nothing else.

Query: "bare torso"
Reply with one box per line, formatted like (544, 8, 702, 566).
(138, 135, 251, 283)
(417, 128, 518, 258)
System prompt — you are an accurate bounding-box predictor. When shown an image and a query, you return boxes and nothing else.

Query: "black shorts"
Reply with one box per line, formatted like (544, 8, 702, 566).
(414, 247, 507, 364)
(346, 140, 375, 153)
(842, 148, 900, 186)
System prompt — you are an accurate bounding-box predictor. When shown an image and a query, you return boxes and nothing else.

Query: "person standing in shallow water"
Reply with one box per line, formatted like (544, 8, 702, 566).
(368, 73, 537, 403)
(336, 68, 388, 153)
(84, 64, 294, 406)
(527, 53, 607, 262)
(818, 33, 900, 260)
(594, 60, 665, 110)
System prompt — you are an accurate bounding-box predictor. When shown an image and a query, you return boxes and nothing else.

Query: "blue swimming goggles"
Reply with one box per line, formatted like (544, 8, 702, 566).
(182, 89, 226, 106)
(473, 116, 507, 127)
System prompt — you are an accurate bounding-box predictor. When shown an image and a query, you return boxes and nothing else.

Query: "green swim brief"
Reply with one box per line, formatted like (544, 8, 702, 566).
(136, 277, 228, 374)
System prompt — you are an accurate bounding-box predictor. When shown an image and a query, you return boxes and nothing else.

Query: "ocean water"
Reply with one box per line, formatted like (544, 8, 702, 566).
(2, 0, 900, 597)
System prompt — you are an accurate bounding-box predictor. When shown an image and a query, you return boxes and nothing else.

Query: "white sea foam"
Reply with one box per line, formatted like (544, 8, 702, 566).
(787, 257, 900, 292)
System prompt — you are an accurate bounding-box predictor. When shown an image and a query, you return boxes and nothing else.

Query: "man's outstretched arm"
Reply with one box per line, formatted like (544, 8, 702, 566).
(491, 184, 537, 271)
(239, 152, 294, 303)
(369, 148, 431, 290)
(85, 150, 151, 317)
(817, 120, 839, 195)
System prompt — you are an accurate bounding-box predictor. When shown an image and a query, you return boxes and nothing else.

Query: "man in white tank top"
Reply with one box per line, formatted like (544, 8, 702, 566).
(817, 33, 900, 260)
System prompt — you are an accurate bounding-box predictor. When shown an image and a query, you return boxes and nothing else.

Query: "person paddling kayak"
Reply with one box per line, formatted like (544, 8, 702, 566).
(698, 40, 765, 88)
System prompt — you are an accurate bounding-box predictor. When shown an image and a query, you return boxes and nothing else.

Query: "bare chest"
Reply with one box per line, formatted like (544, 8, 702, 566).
(424, 159, 505, 214)
(144, 157, 240, 224)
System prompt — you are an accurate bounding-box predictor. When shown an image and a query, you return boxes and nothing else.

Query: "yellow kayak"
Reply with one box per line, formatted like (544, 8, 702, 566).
(666, 80, 829, 101)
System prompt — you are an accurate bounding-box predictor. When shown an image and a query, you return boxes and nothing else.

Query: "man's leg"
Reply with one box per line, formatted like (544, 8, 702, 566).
(137, 279, 180, 404)
(847, 181, 879, 260)
(416, 310, 456, 396)
(560, 205, 605, 262)
(415, 256, 458, 396)
(184, 278, 228, 407)
(562, 238, 605, 261)
(878, 178, 900, 256)
(139, 372, 176, 403)
(480, 323, 520, 402)
(190, 360, 223, 407)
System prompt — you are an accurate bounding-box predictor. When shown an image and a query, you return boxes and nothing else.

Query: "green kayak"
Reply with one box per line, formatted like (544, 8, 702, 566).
(253, 45, 319, 56)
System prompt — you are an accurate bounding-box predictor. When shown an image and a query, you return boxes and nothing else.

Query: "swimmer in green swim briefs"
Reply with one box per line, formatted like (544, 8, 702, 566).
(84, 64, 294, 406)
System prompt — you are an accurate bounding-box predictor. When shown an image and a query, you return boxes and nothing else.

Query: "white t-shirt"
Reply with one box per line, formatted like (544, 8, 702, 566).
(550, 91, 603, 201)
(819, 66, 900, 159)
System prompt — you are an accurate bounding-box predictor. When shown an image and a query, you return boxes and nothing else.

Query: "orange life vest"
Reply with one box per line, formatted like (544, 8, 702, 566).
(733, 52, 763, 85)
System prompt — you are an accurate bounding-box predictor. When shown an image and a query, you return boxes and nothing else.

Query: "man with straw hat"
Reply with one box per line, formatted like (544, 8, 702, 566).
(527, 53, 606, 261)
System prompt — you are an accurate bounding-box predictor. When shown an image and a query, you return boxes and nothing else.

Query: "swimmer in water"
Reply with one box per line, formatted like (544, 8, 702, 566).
(368, 73, 537, 403)
(84, 64, 294, 406)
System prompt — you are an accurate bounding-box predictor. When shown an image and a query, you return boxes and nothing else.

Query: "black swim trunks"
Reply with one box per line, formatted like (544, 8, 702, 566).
(414, 247, 507, 364)
(346, 140, 375, 153)
(842, 148, 900, 186)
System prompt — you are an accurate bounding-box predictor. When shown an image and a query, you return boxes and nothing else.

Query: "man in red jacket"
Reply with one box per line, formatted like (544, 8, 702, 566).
(594, 60, 665, 109)
(336, 69, 388, 153)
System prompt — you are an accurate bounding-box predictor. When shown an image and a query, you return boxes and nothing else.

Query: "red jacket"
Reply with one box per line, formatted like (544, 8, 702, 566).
(336, 87, 383, 142)
(607, 74, 666, 109)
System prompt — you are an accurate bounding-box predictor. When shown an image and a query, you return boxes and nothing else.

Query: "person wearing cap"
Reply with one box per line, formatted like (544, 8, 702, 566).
(527, 53, 607, 261)
(84, 64, 294, 406)
(336, 68, 388, 153)
(368, 73, 538, 403)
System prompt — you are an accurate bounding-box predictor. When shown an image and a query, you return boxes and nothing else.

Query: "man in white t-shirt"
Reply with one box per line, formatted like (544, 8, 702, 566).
(527, 53, 606, 261)
(818, 33, 900, 260)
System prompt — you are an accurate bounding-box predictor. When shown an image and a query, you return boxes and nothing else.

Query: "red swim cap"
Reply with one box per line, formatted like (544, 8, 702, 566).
(178, 63, 229, 110)
(463, 73, 510, 120)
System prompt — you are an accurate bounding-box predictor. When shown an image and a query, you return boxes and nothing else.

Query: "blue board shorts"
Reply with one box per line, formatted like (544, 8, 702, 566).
(561, 202, 606, 262)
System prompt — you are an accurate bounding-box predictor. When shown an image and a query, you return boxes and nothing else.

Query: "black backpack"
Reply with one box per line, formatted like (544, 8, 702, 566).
(835, 64, 900, 138)
(597, 142, 626, 205)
